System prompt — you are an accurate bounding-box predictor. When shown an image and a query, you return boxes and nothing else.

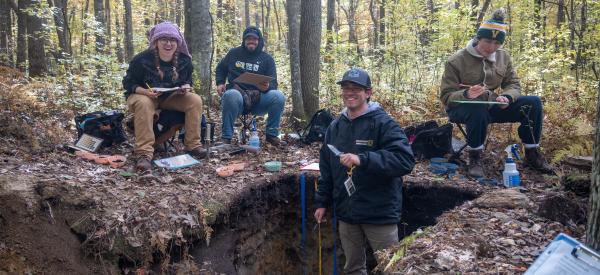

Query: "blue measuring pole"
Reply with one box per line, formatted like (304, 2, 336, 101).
(332, 201, 337, 275)
(300, 173, 307, 275)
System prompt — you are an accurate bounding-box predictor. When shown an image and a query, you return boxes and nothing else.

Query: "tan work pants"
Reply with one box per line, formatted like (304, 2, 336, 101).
(339, 221, 399, 275)
(126, 93, 203, 158)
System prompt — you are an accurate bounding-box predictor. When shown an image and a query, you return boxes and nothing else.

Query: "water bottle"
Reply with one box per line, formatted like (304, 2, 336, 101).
(502, 157, 520, 188)
(248, 119, 260, 149)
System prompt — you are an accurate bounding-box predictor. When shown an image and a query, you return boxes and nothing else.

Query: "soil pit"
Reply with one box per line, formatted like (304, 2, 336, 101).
(191, 176, 480, 274)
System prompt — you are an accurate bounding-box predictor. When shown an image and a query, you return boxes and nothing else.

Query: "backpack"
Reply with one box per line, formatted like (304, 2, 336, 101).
(404, 121, 453, 159)
(301, 109, 335, 144)
(75, 110, 127, 147)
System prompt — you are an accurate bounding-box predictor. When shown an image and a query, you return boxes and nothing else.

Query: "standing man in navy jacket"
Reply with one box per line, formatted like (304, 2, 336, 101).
(314, 68, 415, 275)
(215, 26, 286, 146)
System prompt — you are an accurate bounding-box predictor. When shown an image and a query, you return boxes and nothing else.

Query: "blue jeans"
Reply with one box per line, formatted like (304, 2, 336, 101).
(447, 96, 543, 148)
(221, 89, 286, 139)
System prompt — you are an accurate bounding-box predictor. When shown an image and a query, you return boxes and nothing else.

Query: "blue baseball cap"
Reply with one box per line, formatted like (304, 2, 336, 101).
(337, 68, 371, 89)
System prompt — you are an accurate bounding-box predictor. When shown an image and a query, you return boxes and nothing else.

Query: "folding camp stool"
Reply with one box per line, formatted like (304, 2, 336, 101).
(237, 114, 257, 144)
(448, 121, 494, 163)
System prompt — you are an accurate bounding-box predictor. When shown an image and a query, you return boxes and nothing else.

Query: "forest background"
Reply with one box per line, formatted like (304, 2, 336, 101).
(0, 0, 598, 166)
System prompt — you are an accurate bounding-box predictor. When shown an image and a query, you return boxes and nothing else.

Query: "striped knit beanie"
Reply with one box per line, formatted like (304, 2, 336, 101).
(477, 8, 508, 44)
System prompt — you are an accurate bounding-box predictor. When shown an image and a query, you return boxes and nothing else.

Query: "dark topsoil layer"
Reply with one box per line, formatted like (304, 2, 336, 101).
(1, 144, 591, 275)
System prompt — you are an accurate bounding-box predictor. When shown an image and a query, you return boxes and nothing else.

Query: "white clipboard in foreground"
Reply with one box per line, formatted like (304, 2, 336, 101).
(525, 233, 600, 275)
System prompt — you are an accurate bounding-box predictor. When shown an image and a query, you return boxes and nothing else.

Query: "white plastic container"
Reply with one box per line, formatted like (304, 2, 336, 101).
(502, 158, 520, 188)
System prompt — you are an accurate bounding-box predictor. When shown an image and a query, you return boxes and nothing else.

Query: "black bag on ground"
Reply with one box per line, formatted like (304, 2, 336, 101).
(404, 120, 453, 159)
(301, 109, 335, 144)
(75, 110, 127, 147)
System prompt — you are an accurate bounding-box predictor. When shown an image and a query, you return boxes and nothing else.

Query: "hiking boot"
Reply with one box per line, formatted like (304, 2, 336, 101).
(525, 147, 554, 174)
(187, 147, 208, 159)
(135, 156, 152, 172)
(467, 149, 484, 178)
(266, 135, 287, 146)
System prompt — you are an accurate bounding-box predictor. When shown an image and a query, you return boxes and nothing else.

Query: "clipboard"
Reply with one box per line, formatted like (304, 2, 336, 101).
(233, 72, 273, 86)
(152, 87, 180, 93)
(300, 162, 320, 172)
(525, 233, 600, 275)
(452, 100, 509, 105)
(153, 154, 200, 170)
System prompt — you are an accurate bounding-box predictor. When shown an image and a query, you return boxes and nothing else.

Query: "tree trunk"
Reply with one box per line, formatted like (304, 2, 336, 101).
(24, 0, 47, 76)
(123, 0, 133, 61)
(175, 0, 182, 26)
(299, 0, 321, 119)
(475, 0, 491, 31)
(244, 0, 250, 27)
(94, 0, 105, 53)
(0, 0, 14, 66)
(80, 0, 90, 55)
(470, 0, 479, 31)
(16, 0, 27, 71)
(115, 13, 123, 62)
(586, 83, 600, 251)
(286, 0, 304, 123)
(557, 0, 565, 27)
(264, 0, 271, 44)
(379, 0, 384, 46)
(273, 0, 284, 43)
(184, 0, 213, 103)
(47, 0, 71, 58)
(105, 0, 111, 51)
(368, 0, 378, 51)
(217, 0, 223, 20)
(326, 0, 334, 48)
(533, 0, 542, 30)
(339, 0, 359, 54)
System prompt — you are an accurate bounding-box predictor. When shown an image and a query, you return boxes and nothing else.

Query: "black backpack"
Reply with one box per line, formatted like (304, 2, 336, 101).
(404, 121, 453, 159)
(75, 110, 127, 147)
(301, 109, 334, 144)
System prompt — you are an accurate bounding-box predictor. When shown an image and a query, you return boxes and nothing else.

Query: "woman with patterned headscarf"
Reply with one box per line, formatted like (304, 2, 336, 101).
(123, 21, 206, 172)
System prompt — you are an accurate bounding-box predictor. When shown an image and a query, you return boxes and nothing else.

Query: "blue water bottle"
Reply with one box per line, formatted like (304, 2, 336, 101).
(248, 119, 260, 149)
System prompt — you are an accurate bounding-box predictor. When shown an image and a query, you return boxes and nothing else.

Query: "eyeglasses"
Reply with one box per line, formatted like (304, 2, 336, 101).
(158, 38, 177, 44)
(341, 86, 366, 94)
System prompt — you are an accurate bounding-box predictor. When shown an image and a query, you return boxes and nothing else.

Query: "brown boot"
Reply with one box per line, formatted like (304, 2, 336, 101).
(135, 156, 152, 172)
(266, 135, 287, 146)
(525, 147, 554, 174)
(467, 150, 484, 178)
(187, 147, 208, 159)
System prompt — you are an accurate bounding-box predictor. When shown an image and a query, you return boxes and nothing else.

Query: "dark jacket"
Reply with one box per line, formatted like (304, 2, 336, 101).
(122, 49, 193, 99)
(314, 103, 415, 225)
(215, 26, 278, 91)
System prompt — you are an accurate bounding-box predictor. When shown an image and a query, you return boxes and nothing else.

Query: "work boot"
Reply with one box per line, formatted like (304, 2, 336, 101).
(135, 156, 152, 172)
(187, 147, 208, 159)
(467, 149, 484, 178)
(266, 135, 287, 146)
(525, 147, 554, 174)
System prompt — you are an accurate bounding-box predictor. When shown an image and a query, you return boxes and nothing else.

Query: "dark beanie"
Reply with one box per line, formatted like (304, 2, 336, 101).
(477, 8, 508, 44)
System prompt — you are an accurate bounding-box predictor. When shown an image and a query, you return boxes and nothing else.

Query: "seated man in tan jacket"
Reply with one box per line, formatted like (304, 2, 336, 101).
(440, 8, 553, 177)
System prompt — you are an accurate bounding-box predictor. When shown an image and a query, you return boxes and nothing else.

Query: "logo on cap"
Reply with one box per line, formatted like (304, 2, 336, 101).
(348, 70, 360, 78)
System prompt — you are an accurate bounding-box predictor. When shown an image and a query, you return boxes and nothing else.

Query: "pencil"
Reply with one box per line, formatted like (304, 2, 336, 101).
(145, 82, 154, 93)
